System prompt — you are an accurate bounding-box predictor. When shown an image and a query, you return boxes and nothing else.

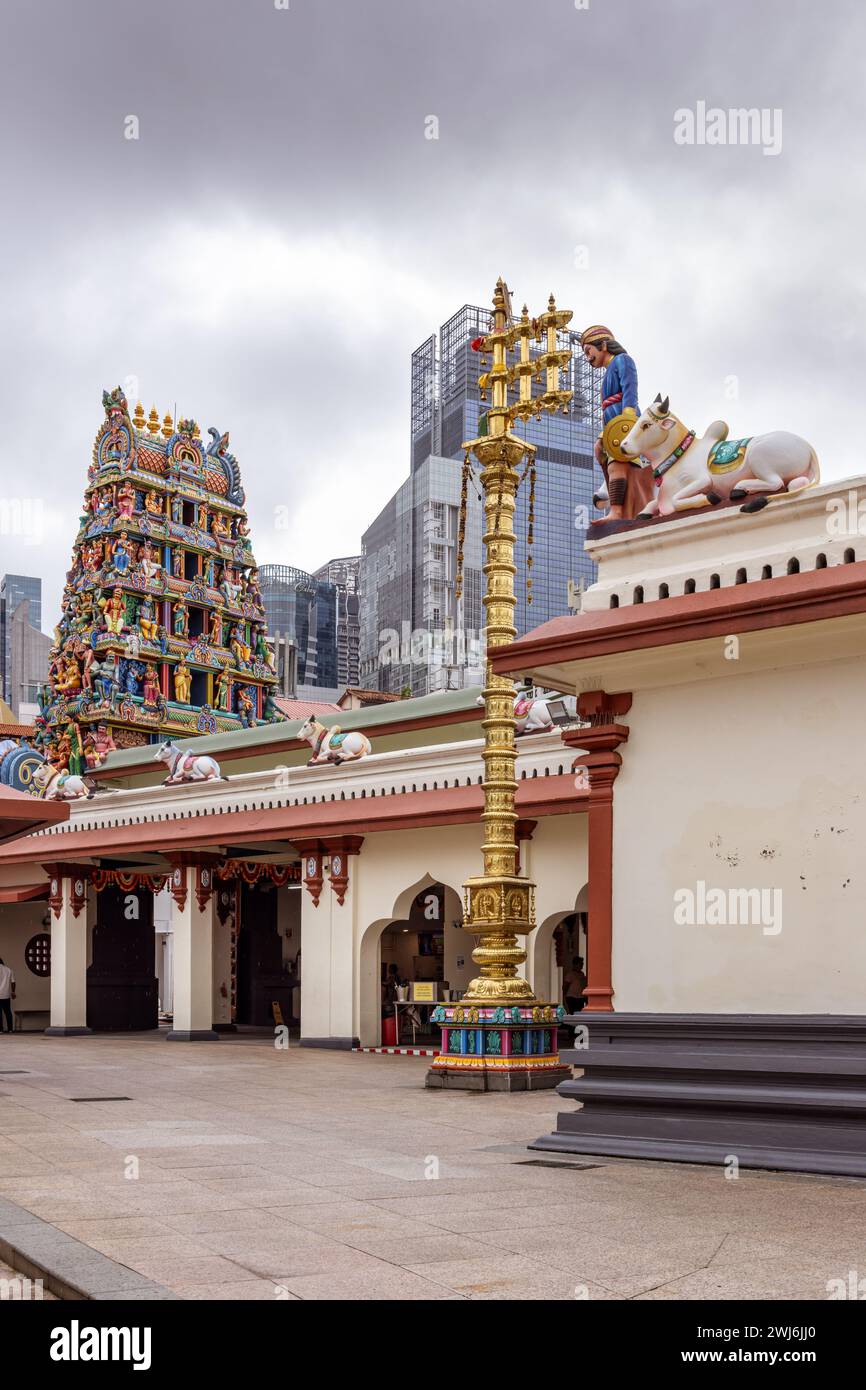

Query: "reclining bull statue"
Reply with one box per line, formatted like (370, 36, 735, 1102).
(621, 395, 819, 518)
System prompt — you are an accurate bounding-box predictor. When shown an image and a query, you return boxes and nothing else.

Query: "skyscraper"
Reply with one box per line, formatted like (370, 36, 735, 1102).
(259, 564, 338, 690)
(0, 573, 43, 707)
(412, 303, 603, 633)
(360, 456, 485, 697)
(313, 556, 361, 688)
(359, 303, 604, 696)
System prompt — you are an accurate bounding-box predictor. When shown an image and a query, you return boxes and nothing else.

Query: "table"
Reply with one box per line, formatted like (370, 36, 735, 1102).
(391, 999, 440, 1046)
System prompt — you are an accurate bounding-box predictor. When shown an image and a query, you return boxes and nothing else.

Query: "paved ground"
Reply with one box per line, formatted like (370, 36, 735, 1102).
(0, 1256, 56, 1299)
(0, 1032, 863, 1301)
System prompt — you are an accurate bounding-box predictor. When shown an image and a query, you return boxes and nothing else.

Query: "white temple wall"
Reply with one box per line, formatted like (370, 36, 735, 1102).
(0, 901, 50, 1020)
(612, 652, 866, 1013)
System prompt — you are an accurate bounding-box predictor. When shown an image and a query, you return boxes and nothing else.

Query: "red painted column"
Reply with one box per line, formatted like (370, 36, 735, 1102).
(562, 691, 632, 1015)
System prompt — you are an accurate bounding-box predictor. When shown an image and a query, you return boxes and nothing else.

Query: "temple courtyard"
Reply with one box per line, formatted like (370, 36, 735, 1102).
(0, 1033, 861, 1302)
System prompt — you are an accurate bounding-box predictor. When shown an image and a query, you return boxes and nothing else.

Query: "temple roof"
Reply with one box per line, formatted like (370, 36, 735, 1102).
(90, 687, 485, 780)
(0, 783, 69, 846)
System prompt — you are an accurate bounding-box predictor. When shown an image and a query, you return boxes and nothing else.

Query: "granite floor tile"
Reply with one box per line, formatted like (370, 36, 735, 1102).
(0, 1035, 861, 1303)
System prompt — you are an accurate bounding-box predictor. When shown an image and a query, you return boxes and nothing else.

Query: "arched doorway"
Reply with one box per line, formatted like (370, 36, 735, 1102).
(531, 883, 588, 1008)
(358, 874, 464, 1047)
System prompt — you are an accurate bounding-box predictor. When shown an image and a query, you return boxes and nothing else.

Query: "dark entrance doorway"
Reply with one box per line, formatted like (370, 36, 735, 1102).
(87, 885, 158, 1031)
(236, 880, 298, 1025)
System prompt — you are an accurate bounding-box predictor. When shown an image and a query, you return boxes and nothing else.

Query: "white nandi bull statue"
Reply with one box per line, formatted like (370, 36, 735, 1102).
(32, 762, 94, 801)
(297, 717, 372, 767)
(475, 689, 555, 735)
(155, 740, 226, 785)
(622, 395, 819, 518)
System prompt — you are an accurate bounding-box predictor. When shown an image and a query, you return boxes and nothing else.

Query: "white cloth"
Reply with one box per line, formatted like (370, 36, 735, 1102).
(0, 965, 14, 999)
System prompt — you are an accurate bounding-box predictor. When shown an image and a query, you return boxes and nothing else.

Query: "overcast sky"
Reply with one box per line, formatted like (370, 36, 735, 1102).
(1, 0, 863, 630)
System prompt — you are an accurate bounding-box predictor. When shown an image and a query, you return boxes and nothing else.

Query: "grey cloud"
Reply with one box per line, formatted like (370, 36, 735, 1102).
(1, 0, 863, 626)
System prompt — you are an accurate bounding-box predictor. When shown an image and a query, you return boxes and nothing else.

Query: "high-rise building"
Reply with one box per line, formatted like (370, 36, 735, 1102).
(313, 556, 361, 688)
(7, 598, 52, 721)
(0, 574, 42, 706)
(360, 303, 604, 696)
(360, 455, 485, 698)
(412, 303, 604, 634)
(259, 565, 338, 690)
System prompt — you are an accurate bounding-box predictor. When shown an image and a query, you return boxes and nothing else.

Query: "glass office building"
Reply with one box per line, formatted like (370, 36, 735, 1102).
(360, 455, 485, 698)
(360, 303, 605, 697)
(259, 565, 338, 691)
(412, 304, 604, 635)
(313, 556, 361, 688)
(1, 573, 42, 705)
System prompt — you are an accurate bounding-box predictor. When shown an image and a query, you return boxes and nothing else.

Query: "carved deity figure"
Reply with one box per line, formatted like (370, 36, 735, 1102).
(85, 722, 117, 768)
(142, 663, 160, 706)
(55, 654, 82, 694)
(100, 587, 126, 636)
(145, 489, 164, 516)
(215, 663, 231, 711)
(116, 480, 136, 520)
(111, 532, 132, 576)
(138, 540, 161, 584)
(254, 628, 274, 669)
(229, 625, 251, 667)
(173, 600, 189, 638)
(138, 596, 158, 643)
(173, 659, 192, 704)
(220, 565, 241, 606)
(236, 685, 255, 728)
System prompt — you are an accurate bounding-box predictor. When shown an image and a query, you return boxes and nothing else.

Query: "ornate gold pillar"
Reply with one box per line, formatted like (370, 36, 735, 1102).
(427, 280, 573, 1091)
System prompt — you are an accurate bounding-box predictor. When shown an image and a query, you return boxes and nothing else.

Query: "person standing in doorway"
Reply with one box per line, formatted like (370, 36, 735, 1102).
(0, 959, 15, 1033)
(564, 956, 587, 1015)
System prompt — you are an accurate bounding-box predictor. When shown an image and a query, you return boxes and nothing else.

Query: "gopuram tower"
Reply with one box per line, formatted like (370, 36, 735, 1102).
(35, 387, 281, 773)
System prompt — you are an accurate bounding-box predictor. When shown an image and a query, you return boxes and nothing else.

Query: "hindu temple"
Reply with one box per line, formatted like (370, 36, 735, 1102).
(31, 387, 281, 777)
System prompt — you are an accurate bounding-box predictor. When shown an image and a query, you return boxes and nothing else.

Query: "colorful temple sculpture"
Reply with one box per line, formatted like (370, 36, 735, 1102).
(23, 388, 280, 786)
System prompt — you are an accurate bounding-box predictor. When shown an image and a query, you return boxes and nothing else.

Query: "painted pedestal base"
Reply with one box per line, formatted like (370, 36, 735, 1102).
(426, 1004, 570, 1092)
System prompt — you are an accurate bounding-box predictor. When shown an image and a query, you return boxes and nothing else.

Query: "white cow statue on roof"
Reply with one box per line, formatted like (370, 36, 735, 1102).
(621, 395, 819, 518)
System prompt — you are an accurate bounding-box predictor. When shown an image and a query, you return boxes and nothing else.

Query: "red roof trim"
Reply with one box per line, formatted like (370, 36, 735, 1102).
(0, 883, 48, 903)
(492, 561, 866, 674)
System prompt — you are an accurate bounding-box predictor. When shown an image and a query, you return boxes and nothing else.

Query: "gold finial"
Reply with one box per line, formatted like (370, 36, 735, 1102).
(147, 406, 160, 435)
(192, 420, 201, 438)
(161, 412, 173, 440)
(133, 402, 145, 433)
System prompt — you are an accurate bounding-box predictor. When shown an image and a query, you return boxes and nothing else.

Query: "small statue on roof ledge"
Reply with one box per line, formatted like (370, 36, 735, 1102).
(296, 716, 372, 766)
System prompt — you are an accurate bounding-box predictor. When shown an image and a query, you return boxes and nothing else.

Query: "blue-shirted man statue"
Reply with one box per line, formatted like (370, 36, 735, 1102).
(580, 324, 655, 522)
